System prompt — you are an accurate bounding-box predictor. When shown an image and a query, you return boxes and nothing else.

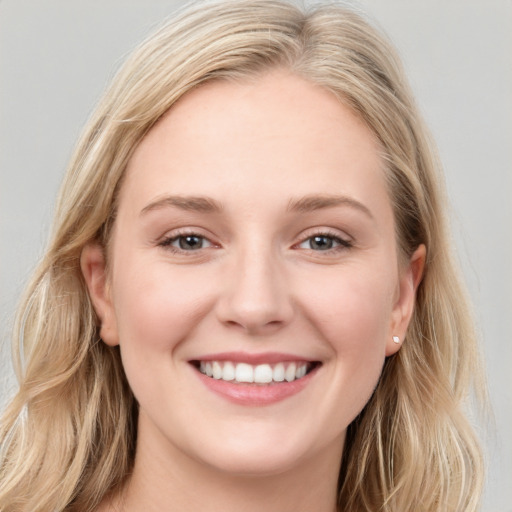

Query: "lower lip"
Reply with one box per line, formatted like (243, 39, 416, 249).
(193, 366, 319, 406)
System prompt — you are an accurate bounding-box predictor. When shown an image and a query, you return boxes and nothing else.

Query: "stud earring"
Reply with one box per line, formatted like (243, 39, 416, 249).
(392, 335, 400, 344)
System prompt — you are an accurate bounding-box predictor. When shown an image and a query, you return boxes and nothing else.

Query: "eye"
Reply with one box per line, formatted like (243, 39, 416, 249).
(160, 234, 213, 251)
(298, 234, 351, 251)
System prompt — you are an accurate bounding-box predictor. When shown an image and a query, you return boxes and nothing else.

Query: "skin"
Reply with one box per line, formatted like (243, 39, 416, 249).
(82, 69, 425, 512)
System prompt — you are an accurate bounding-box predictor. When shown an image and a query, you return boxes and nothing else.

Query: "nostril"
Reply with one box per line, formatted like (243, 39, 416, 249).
(214, 264, 294, 332)
(224, 318, 286, 335)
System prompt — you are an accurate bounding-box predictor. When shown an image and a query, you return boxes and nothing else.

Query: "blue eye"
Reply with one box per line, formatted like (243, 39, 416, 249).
(162, 234, 212, 251)
(299, 234, 350, 251)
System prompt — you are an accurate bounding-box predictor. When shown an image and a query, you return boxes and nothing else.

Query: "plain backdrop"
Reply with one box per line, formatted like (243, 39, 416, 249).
(0, 1, 510, 510)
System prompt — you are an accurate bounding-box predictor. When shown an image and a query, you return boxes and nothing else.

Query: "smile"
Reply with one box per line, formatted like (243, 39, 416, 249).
(191, 356, 321, 406)
(198, 360, 312, 384)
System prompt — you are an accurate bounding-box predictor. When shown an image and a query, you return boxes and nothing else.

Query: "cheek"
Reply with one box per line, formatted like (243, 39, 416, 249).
(299, 265, 395, 402)
(109, 257, 219, 411)
(303, 266, 395, 349)
(111, 257, 213, 357)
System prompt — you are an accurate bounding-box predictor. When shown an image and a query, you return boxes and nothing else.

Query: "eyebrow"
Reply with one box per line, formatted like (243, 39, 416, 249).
(140, 195, 223, 215)
(287, 194, 374, 219)
(140, 193, 373, 219)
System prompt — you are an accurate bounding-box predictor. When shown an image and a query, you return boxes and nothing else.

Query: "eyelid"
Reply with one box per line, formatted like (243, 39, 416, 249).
(157, 227, 219, 251)
(155, 226, 353, 253)
(167, 235, 213, 249)
(293, 227, 353, 251)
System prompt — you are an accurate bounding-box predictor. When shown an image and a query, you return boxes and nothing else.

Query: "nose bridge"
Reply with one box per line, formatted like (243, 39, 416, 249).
(217, 238, 293, 333)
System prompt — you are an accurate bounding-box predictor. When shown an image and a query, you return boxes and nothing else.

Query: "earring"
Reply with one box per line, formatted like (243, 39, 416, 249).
(392, 335, 400, 344)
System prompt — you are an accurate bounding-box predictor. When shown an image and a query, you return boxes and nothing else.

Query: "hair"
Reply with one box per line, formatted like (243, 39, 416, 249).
(0, 1, 486, 510)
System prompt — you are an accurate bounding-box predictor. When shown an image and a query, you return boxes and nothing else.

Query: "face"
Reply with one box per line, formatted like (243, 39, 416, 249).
(82, 70, 423, 477)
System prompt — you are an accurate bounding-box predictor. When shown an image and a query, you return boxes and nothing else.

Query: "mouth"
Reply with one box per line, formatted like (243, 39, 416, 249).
(192, 360, 320, 385)
(189, 352, 322, 405)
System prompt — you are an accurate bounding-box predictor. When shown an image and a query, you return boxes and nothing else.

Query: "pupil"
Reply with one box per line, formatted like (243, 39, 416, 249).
(179, 235, 202, 250)
(311, 236, 333, 250)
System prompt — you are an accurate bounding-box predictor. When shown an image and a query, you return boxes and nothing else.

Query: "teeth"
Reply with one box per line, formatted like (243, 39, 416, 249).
(285, 363, 296, 382)
(198, 360, 311, 384)
(296, 364, 307, 379)
(212, 361, 223, 380)
(254, 364, 273, 383)
(273, 363, 285, 382)
(223, 361, 235, 381)
(235, 363, 253, 383)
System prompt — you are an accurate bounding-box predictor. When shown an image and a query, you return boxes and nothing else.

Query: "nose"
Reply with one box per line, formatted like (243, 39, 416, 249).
(215, 245, 294, 335)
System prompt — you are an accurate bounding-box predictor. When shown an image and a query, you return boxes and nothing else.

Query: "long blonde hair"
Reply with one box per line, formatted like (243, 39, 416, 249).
(0, 1, 485, 510)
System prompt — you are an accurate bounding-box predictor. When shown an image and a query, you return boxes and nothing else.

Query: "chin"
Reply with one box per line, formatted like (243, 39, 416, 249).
(185, 422, 343, 478)
(199, 444, 312, 477)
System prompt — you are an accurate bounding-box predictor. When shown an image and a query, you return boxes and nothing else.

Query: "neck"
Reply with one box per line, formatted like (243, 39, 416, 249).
(106, 420, 343, 512)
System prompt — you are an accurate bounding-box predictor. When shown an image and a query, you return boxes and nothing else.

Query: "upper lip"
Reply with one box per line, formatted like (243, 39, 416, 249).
(189, 351, 318, 365)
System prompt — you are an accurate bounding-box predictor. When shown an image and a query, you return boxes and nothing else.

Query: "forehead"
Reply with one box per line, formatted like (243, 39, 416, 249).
(120, 70, 389, 217)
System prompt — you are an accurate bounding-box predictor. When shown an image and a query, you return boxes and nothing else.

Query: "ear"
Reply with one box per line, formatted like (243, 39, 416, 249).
(386, 244, 426, 356)
(80, 243, 119, 346)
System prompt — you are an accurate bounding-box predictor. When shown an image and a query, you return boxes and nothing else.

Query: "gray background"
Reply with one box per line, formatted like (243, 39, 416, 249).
(0, 1, 510, 510)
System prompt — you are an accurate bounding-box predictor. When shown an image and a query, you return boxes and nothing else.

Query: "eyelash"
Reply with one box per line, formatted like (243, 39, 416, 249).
(296, 230, 353, 252)
(158, 229, 214, 253)
(158, 229, 353, 254)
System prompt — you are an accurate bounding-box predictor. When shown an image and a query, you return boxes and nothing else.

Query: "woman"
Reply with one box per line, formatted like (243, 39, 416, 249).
(0, 1, 485, 511)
